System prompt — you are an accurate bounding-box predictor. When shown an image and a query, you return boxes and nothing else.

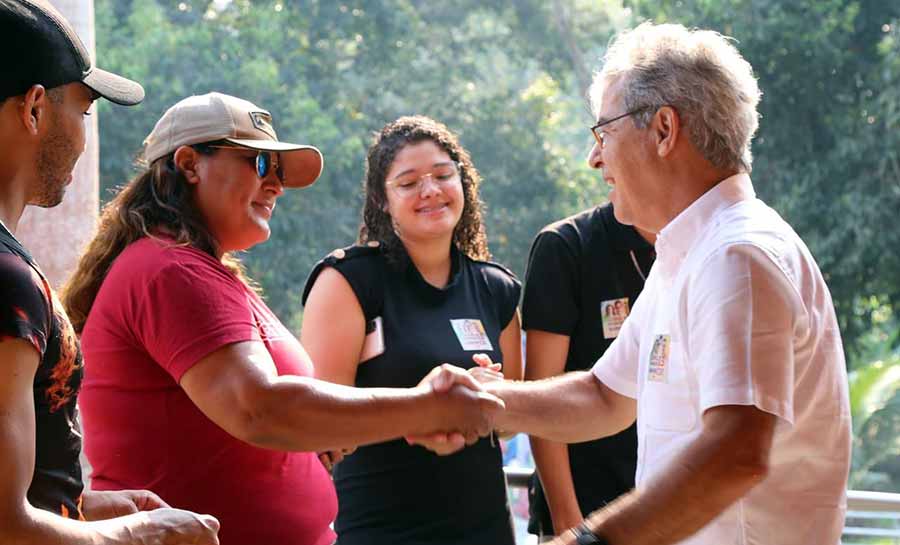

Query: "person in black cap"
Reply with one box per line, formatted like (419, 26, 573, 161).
(0, 0, 144, 106)
(0, 1, 219, 543)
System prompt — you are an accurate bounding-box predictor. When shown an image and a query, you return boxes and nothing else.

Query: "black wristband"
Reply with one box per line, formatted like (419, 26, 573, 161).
(572, 522, 610, 545)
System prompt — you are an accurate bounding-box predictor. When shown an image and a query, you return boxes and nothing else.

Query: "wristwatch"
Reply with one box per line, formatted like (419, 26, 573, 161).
(572, 522, 611, 545)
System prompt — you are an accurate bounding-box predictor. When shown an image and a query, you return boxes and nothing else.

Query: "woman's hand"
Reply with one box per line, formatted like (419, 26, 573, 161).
(468, 353, 504, 384)
(318, 447, 356, 472)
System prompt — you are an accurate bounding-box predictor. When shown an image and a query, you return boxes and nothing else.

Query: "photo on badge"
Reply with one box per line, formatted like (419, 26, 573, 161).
(601, 297, 630, 339)
(450, 319, 493, 351)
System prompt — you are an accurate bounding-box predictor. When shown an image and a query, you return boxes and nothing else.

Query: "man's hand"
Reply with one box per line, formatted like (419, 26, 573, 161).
(405, 364, 505, 455)
(81, 489, 169, 521)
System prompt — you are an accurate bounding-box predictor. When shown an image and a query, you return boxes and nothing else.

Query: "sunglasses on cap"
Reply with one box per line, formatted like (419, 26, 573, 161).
(207, 145, 284, 182)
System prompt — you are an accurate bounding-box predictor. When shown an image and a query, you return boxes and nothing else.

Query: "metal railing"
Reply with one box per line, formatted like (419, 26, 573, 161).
(845, 492, 900, 543)
(503, 468, 900, 543)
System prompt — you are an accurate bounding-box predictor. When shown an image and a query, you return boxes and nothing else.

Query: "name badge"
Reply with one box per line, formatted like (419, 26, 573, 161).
(648, 334, 671, 383)
(359, 316, 385, 363)
(601, 297, 630, 339)
(450, 319, 493, 351)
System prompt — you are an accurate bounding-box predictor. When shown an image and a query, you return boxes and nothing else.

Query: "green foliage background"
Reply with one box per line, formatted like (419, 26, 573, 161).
(94, 0, 900, 489)
(95, 0, 621, 330)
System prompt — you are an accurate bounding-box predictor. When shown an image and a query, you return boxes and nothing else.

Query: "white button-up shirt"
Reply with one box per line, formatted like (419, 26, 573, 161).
(593, 173, 851, 545)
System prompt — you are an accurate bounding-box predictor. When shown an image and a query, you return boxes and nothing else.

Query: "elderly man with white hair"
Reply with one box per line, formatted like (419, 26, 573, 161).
(413, 21, 851, 545)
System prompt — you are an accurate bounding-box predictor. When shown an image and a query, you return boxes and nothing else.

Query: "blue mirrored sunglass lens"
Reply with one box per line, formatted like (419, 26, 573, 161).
(256, 152, 270, 178)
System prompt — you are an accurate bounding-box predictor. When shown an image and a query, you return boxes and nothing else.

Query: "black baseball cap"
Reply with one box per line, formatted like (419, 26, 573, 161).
(0, 0, 144, 105)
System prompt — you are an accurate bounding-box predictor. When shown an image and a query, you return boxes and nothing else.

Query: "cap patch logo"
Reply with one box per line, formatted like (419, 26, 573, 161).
(249, 111, 276, 138)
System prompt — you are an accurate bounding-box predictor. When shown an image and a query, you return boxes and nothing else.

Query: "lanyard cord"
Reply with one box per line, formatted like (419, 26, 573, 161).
(629, 250, 647, 283)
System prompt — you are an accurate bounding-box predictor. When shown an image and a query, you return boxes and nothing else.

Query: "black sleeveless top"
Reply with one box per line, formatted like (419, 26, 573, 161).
(302, 244, 520, 545)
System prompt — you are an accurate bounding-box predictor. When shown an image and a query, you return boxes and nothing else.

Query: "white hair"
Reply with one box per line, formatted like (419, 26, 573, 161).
(590, 22, 761, 173)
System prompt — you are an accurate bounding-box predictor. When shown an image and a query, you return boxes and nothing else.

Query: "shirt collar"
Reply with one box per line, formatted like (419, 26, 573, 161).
(406, 243, 463, 297)
(0, 217, 14, 239)
(655, 173, 756, 278)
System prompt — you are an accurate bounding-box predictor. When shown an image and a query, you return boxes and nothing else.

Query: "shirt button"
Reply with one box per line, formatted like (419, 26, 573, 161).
(367, 240, 380, 248)
(330, 248, 346, 260)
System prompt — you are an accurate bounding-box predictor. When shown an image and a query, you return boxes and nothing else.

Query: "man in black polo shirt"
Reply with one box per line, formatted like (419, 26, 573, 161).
(523, 203, 654, 541)
(0, 1, 217, 543)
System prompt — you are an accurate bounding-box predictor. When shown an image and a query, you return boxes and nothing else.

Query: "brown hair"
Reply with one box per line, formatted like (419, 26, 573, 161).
(61, 143, 252, 333)
(359, 115, 490, 265)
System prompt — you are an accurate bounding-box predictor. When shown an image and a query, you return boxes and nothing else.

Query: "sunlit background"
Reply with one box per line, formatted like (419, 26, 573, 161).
(83, 1, 900, 542)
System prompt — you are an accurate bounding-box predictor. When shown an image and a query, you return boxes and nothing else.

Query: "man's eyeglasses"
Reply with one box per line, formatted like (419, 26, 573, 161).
(208, 145, 284, 182)
(590, 106, 652, 148)
(385, 162, 461, 198)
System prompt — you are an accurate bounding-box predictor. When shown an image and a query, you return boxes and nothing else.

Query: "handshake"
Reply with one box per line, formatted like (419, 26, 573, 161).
(406, 354, 509, 455)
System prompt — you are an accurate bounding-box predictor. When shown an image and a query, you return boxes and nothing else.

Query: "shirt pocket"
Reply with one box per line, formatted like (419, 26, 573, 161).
(641, 340, 697, 433)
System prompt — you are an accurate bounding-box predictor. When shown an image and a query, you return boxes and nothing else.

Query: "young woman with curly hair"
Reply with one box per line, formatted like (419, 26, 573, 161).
(301, 115, 523, 545)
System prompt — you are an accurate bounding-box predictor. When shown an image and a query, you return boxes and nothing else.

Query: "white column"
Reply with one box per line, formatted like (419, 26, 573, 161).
(17, 0, 99, 289)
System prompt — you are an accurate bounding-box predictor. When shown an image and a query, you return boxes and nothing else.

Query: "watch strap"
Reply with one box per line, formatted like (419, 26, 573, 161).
(572, 522, 610, 545)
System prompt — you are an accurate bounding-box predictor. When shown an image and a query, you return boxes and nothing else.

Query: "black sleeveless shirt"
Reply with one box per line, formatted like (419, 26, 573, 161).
(303, 244, 520, 545)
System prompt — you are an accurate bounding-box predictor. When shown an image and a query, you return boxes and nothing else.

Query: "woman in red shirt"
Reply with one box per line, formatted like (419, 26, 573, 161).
(61, 93, 502, 545)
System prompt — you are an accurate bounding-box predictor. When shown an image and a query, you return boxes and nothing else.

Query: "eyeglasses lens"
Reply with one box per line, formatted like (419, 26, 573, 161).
(256, 152, 271, 179)
(393, 164, 459, 197)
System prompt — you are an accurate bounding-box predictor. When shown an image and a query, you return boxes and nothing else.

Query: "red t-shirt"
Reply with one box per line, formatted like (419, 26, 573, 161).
(79, 237, 337, 545)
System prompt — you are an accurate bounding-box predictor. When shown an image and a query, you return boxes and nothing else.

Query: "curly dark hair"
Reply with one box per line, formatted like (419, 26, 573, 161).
(359, 115, 490, 265)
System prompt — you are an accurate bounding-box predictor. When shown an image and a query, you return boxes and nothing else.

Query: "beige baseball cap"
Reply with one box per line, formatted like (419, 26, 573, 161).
(142, 92, 323, 188)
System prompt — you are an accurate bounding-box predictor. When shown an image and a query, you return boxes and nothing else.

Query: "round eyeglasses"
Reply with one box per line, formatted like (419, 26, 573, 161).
(385, 162, 461, 198)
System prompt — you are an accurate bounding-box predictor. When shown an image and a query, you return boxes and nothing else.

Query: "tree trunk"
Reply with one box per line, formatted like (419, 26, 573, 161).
(550, 0, 591, 94)
(17, 0, 99, 290)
